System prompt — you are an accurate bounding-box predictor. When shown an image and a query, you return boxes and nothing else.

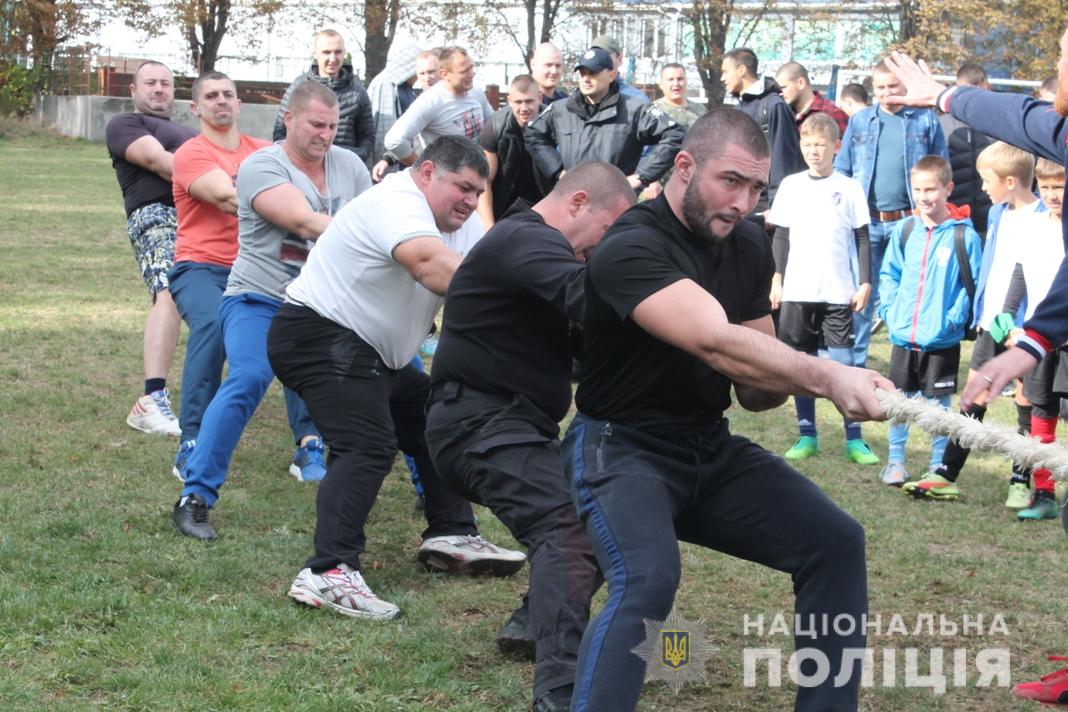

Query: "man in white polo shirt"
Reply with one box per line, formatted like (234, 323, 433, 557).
(267, 135, 525, 620)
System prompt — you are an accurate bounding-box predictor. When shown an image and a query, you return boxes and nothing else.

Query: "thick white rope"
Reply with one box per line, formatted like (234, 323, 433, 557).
(875, 389, 1068, 481)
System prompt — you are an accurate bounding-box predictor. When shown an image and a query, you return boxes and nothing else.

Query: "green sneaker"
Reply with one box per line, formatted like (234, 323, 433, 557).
(1005, 482, 1031, 510)
(845, 439, 880, 465)
(784, 436, 819, 460)
(1018, 493, 1059, 521)
(902, 472, 960, 501)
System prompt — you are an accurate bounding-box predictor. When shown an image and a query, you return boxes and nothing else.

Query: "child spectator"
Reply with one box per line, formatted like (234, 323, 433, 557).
(904, 142, 1040, 501)
(766, 112, 879, 465)
(1015, 158, 1066, 520)
(877, 155, 982, 487)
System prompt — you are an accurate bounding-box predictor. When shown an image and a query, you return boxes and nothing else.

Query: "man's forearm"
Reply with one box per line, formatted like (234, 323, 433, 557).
(289, 211, 332, 241)
(698, 321, 834, 399)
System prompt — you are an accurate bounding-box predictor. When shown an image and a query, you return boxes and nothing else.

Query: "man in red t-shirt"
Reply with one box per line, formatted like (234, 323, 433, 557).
(169, 71, 291, 482)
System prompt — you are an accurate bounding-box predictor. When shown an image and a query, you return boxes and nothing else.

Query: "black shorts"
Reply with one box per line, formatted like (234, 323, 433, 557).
(778, 302, 854, 352)
(889, 343, 961, 396)
(968, 330, 1005, 370)
(1024, 347, 1068, 406)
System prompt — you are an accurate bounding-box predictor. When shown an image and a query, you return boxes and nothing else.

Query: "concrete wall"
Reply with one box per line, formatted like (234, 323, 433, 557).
(34, 95, 279, 142)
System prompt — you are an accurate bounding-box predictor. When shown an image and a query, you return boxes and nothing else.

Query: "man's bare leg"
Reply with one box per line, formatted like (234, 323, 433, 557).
(127, 288, 181, 435)
(145, 288, 179, 382)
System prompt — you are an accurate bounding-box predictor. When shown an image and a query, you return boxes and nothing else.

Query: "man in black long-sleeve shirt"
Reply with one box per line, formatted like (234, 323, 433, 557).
(425, 162, 635, 712)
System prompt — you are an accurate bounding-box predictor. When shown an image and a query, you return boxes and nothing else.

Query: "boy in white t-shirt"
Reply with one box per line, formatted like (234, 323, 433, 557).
(767, 112, 879, 465)
(1014, 158, 1065, 520)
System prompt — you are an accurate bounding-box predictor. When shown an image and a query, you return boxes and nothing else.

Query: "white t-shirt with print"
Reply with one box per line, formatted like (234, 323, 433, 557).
(286, 168, 483, 369)
(766, 170, 870, 304)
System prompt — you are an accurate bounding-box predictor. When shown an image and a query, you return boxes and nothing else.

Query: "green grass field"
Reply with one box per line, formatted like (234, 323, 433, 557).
(1, 120, 1067, 711)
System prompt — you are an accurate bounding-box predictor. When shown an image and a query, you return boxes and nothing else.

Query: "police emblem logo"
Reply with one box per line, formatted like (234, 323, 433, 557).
(661, 629, 689, 669)
(632, 607, 717, 693)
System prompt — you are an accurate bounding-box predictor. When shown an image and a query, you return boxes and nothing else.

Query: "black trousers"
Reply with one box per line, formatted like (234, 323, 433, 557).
(425, 382, 602, 701)
(564, 414, 868, 712)
(267, 303, 477, 572)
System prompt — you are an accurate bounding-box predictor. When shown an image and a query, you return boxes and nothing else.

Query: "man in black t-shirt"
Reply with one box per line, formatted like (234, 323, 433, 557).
(562, 108, 893, 712)
(475, 74, 546, 229)
(106, 60, 198, 437)
(426, 162, 635, 712)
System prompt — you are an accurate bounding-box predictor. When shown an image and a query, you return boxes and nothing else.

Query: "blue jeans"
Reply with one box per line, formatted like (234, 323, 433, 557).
(181, 293, 318, 505)
(852, 217, 904, 367)
(168, 261, 229, 442)
(564, 415, 867, 712)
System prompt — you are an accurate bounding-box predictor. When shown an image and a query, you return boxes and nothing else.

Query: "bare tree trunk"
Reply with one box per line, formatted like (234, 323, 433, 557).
(184, 0, 230, 73)
(898, 0, 916, 43)
(689, 0, 732, 106)
(365, 0, 401, 81)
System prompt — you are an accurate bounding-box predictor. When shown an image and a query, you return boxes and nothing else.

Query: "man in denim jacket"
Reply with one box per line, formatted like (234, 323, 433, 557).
(835, 59, 948, 368)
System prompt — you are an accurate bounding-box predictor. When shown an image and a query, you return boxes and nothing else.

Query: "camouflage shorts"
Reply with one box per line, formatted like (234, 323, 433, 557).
(126, 202, 177, 297)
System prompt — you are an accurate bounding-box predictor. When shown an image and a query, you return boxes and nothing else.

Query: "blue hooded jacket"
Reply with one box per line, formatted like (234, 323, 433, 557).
(878, 215, 983, 351)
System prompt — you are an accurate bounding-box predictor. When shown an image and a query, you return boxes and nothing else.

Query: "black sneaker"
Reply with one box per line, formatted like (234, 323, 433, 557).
(497, 596, 535, 660)
(172, 494, 217, 540)
(532, 685, 572, 712)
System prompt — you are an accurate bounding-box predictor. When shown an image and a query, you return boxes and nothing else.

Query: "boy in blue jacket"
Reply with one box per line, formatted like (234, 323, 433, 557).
(877, 155, 983, 487)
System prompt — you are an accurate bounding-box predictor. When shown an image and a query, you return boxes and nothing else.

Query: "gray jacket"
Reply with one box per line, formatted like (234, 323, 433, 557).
(273, 64, 374, 164)
(525, 86, 684, 185)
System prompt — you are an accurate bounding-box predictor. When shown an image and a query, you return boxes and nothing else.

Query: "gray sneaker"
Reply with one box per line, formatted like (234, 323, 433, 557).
(880, 462, 909, 487)
(288, 563, 400, 620)
(418, 535, 526, 576)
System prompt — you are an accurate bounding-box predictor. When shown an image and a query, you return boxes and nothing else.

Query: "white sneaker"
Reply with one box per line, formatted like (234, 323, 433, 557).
(127, 388, 180, 436)
(288, 563, 399, 620)
(418, 534, 526, 576)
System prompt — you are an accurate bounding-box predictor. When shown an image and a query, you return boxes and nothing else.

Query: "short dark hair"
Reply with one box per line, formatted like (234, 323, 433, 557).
(660, 62, 685, 77)
(133, 60, 171, 83)
(553, 161, 636, 209)
(1041, 75, 1058, 96)
(776, 61, 809, 83)
(288, 81, 338, 115)
(684, 106, 769, 168)
(419, 135, 489, 179)
(191, 71, 233, 101)
(956, 62, 987, 87)
(840, 82, 869, 105)
(911, 154, 953, 186)
(723, 48, 758, 77)
(509, 74, 538, 94)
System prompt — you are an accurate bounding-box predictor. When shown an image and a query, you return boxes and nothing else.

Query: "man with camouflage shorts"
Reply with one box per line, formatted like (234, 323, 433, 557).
(106, 60, 197, 435)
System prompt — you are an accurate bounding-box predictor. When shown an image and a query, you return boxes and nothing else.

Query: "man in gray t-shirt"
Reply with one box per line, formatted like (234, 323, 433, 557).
(227, 142, 370, 300)
(173, 81, 372, 541)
